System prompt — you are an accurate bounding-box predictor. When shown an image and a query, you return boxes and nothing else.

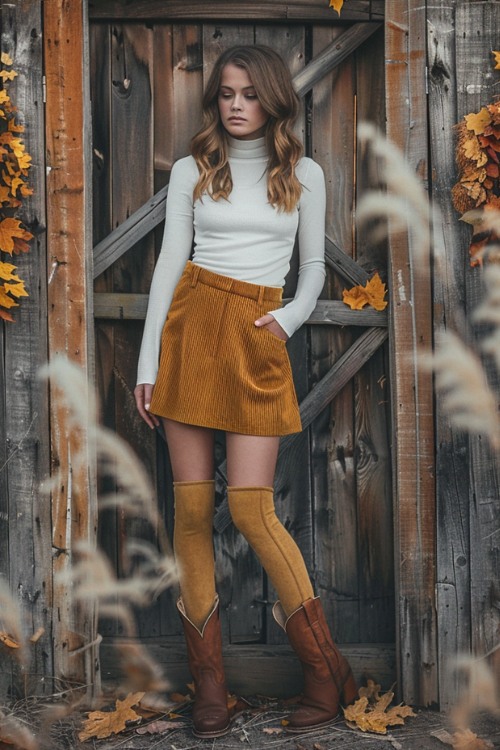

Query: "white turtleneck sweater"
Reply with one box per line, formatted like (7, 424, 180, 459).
(137, 136, 326, 386)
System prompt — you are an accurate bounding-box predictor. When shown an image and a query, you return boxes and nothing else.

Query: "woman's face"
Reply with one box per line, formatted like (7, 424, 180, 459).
(218, 63, 269, 140)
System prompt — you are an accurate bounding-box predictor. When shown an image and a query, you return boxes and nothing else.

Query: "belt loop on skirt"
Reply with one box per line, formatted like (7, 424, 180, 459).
(190, 264, 201, 287)
(257, 285, 265, 305)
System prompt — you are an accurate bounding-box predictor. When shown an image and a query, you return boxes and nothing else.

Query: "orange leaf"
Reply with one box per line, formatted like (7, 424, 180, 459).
(465, 108, 492, 135)
(451, 728, 494, 750)
(344, 691, 416, 735)
(0, 286, 19, 309)
(0, 218, 31, 254)
(0, 261, 21, 282)
(329, 0, 344, 14)
(343, 273, 388, 311)
(485, 162, 499, 178)
(492, 51, 500, 70)
(0, 631, 20, 649)
(0, 308, 14, 322)
(0, 70, 17, 81)
(78, 692, 145, 742)
(1, 52, 13, 66)
(462, 135, 488, 166)
(4, 281, 28, 298)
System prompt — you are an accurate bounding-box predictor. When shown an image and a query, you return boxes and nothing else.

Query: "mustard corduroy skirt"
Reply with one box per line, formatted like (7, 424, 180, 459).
(149, 261, 302, 436)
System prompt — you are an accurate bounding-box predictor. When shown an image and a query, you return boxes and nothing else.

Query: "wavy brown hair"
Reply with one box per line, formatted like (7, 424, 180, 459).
(191, 45, 303, 213)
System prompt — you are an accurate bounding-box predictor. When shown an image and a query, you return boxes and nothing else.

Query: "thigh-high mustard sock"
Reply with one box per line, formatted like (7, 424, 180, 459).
(227, 486, 314, 617)
(173, 480, 217, 629)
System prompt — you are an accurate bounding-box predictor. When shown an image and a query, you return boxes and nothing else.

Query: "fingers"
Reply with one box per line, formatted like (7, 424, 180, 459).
(134, 383, 160, 429)
(254, 313, 288, 342)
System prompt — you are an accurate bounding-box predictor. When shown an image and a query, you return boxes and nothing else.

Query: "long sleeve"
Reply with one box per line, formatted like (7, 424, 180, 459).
(136, 157, 198, 385)
(268, 158, 326, 337)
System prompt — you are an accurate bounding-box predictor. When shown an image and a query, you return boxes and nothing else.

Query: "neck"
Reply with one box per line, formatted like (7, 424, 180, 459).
(227, 135, 267, 159)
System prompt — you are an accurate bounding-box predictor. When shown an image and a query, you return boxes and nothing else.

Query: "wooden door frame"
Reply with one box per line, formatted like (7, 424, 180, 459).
(41, 0, 437, 705)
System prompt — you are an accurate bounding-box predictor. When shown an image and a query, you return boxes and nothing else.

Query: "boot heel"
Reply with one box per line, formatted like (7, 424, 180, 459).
(340, 669, 358, 706)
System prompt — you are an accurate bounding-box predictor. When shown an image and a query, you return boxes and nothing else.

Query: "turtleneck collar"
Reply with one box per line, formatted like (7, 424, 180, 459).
(227, 135, 267, 160)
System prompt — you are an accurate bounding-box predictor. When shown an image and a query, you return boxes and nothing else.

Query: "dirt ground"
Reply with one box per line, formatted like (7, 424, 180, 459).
(65, 700, 500, 750)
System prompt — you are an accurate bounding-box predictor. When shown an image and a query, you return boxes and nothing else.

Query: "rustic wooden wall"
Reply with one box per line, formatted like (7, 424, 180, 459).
(0, 0, 52, 695)
(428, 0, 500, 708)
(89, 14, 394, 682)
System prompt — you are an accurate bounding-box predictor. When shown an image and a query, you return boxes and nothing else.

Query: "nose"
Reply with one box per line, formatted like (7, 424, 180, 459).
(231, 95, 243, 111)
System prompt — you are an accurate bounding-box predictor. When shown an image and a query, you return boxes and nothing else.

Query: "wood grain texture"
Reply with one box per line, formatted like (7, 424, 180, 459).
(385, 0, 437, 706)
(44, 0, 98, 689)
(455, 0, 500, 671)
(0, 0, 52, 694)
(88, 0, 384, 22)
(426, 0, 471, 709)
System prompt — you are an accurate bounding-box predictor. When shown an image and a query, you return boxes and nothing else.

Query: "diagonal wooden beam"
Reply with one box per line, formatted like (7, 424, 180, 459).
(93, 23, 381, 279)
(213, 326, 388, 532)
(293, 23, 382, 96)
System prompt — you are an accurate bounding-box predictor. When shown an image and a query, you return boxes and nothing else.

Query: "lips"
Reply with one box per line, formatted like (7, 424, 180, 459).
(228, 117, 246, 122)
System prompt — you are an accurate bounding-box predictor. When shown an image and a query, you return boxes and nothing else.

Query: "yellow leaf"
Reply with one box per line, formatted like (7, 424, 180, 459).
(358, 679, 382, 701)
(329, 0, 344, 14)
(493, 51, 500, 70)
(343, 272, 388, 311)
(4, 281, 28, 298)
(464, 108, 492, 135)
(462, 135, 488, 166)
(0, 286, 19, 309)
(0, 218, 32, 254)
(78, 692, 145, 742)
(9, 137, 25, 159)
(343, 691, 415, 735)
(0, 70, 17, 81)
(0, 631, 20, 648)
(0, 90, 9, 104)
(0, 261, 21, 282)
(1, 52, 13, 66)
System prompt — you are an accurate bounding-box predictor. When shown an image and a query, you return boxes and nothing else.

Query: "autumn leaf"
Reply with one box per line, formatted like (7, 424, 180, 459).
(136, 720, 186, 735)
(0, 631, 20, 649)
(0, 261, 21, 282)
(343, 272, 388, 311)
(0, 308, 14, 322)
(0, 70, 17, 81)
(1, 52, 13, 66)
(463, 135, 489, 166)
(358, 679, 382, 701)
(262, 727, 283, 735)
(0, 218, 32, 254)
(4, 281, 28, 298)
(78, 692, 145, 742)
(465, 108, 492, 135)
(0, 286, 19, 309)
(343, 690, 416, 734)
(329, 0, 344, 14)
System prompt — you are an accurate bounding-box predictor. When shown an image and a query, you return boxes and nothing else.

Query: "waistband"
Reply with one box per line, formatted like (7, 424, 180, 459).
(185, 261, 282, 304)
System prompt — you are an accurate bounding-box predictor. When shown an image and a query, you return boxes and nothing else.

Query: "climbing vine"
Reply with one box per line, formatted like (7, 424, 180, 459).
(0, 52, 33, 322)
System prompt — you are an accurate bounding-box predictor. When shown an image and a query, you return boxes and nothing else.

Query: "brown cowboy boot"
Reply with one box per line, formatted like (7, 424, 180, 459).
(177, 596, 230, 738)
(273, 597, 358, 732)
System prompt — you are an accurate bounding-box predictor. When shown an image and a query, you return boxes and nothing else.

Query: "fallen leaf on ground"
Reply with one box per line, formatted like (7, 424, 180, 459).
(358, 679, 382, 701)
(136, 720, 186, 735)
(169, 691, 191, 703)
(262, 727, 283, 735)
(78, 691, 144, 741)
(343, 690, 416, 734)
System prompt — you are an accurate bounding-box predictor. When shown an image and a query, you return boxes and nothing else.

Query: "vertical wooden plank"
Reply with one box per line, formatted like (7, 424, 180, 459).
(455, 0, 500, 672)
(426, 0, 472, 709)
(0, 0, 52, 695)
(311, 25, 359, 645)
(44, 0, 98, 688)
(109, 22, 159, 638)
(355, 28, 394, 643)
(385, 0, 438, 706)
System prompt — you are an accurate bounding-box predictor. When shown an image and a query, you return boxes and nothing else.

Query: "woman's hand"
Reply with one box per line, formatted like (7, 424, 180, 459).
(254, 313, 289, 341)
(134, 383, 160, 429)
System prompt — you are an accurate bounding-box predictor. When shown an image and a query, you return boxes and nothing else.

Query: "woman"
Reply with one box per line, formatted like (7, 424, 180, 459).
(134, 45, 356, 738)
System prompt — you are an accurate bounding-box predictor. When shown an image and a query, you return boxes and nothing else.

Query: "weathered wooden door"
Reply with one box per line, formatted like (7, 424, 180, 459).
(89, 4, 394, 692)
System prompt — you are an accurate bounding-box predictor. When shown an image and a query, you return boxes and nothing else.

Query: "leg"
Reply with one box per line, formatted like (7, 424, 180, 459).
(226, 433, 356, 732)
(164, 419, 229, 738)
(163, 418, 216, 626)
(225, 433, 314, 616)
